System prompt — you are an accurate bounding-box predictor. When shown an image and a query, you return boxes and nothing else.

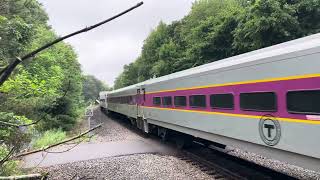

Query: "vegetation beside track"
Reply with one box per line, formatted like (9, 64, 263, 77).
(31, 129, 67, 150)
(0, 0, 108, 175)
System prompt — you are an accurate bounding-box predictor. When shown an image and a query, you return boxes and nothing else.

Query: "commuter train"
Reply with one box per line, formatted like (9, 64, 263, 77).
(101, 33, 320, 172)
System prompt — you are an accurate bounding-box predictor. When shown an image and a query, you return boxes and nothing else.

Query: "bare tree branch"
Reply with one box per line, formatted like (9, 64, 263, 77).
(15, 124, 102, 158)
(0, 173, 47, 180)
(0, 2, 143, 86)
(0, 121, 20, 128)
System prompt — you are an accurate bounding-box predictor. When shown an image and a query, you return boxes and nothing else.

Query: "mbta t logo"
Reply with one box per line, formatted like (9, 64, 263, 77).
(264, 124, 275, 138)
(259, 115, 281, 146)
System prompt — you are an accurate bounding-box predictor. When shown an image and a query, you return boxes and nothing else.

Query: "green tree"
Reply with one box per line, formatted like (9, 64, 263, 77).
(182, 0, 243, 64)
(233, 0, 302, 53)
(114, 0, 320, 89)
(0, 0, 85, 134)
(83, 75, 109, 102)
(294, 0, 320, 35)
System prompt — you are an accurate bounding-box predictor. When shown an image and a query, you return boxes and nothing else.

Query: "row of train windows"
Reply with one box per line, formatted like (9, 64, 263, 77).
(108, 96, 133, 104)
(153, 90, 320, 115)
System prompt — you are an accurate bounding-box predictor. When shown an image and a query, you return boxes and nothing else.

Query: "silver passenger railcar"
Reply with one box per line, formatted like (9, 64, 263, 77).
(106, 33, 320, 171)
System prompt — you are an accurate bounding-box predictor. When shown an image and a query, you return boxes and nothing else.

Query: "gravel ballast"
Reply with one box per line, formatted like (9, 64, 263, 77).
(36, 154, 214, 180)
(92, 109, 320, 180)
(30, 108, 320, 179)
(89, 109, 143, 142)
(225, 147, 320, 180)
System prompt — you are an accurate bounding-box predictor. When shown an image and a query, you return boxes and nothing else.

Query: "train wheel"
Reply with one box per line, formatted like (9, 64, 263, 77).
(175, 137, 185, 149)
(130, 118, 137, 127)
(158, 127, 168, 142)
(175, 135, 193, 149)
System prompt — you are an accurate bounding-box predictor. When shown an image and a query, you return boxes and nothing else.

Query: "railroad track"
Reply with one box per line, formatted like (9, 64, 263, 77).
(106, 111, 299, 180)
(178, 142, 298, 180)
(177, 151, 244, 180)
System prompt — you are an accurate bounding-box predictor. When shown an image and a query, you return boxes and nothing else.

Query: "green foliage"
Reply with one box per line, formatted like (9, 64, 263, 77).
(294, 0, 320, 35)
(114, 0, 320, 89)
(0, 112, 33, 148)
(0, 0, 48, 25)
(0, 15, 33, 67)
(0, 113, 30, 175)
(0, 0, 85, 131)
(0, 145, 20, 176)
(32, 129, 66, 149)
(0, 0, 109, 175)
(0, 0, 48, 67)
(83, 75, 110, 102)
(233, 0, 301, 53)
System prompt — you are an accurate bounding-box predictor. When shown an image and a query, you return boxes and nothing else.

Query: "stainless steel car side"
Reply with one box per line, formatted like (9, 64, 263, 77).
(104, 33, 320, 171)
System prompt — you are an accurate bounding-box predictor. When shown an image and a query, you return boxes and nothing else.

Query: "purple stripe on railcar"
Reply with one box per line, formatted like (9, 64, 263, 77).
(143, 77, 320, 121)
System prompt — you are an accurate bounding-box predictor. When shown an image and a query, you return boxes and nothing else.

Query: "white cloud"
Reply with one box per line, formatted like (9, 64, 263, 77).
(38, 0, 195, 86)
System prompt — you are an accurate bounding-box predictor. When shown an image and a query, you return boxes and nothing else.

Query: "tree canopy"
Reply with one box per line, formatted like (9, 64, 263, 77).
(0, 0, 109, 175)
(114, 0, 320, 89)
(0, 0, 83, 131)
(83, 75, 110, 102)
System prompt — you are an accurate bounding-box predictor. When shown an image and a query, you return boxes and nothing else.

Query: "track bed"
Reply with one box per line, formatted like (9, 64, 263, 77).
(30, 108, 320, 179)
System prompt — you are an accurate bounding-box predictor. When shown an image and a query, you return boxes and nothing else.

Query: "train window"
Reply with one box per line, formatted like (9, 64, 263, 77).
(210, 94, 234, 109)
(240, 92, 277, 111)
(162, 96, 172, 106)
(174, 96, 187, 107)
(153, 97, 161, 106)
(189, 95, 206, 108)
(127, 96, 131, 104)
(125, 96, 129, 104)
(287, 90, 320, 114)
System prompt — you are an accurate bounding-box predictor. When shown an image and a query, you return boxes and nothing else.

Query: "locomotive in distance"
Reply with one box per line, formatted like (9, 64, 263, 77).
(100, 33, 320, 172)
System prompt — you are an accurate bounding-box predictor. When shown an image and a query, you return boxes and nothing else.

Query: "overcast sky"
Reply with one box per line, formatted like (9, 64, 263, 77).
(38, 0, 195, 86)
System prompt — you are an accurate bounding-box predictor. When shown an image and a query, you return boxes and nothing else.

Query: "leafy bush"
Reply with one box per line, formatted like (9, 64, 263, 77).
(0, 112, 33, 148)
(32, 129, 66, 149)
(0, 113, 33, 176)
(0, 0, 85, 133)
(0, 145, 20, 176)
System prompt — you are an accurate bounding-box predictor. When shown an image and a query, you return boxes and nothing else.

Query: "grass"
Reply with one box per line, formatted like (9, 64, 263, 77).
(32, 129, 67, 149)
(31, 128, 95, 150)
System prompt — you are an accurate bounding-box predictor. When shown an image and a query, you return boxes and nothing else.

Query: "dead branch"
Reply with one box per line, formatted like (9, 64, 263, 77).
(15, 124, 102, 158)
(0, 2, 143, 86)
(0, 121, 19, 128)
(0, 173, 47, 180)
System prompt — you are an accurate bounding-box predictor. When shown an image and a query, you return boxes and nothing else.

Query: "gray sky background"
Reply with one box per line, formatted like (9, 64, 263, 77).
(38, 0, 195, 86)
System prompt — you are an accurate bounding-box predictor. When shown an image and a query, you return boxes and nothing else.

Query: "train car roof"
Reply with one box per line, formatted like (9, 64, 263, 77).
(110, 33, 320, 94)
